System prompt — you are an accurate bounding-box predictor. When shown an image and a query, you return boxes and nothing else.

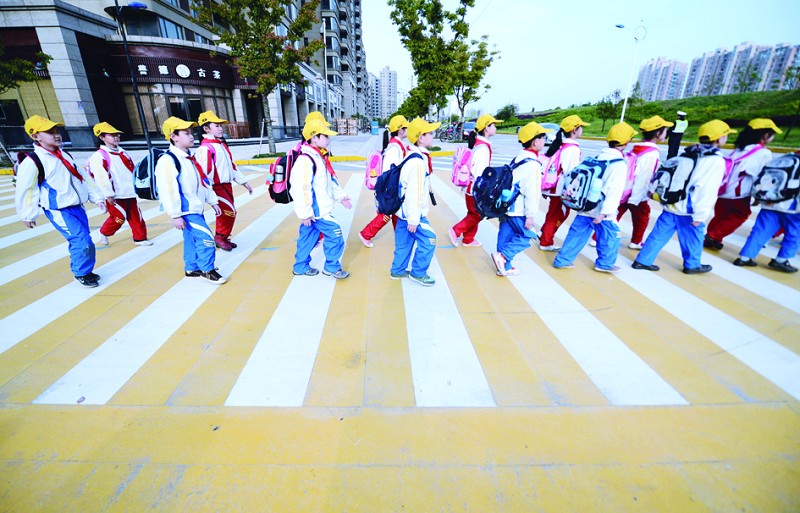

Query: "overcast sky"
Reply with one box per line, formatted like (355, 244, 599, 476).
(361, 0, 800, 115)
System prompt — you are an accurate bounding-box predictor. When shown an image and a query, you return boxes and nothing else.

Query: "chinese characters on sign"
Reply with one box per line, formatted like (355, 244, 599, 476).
(130, 60, 227, 86)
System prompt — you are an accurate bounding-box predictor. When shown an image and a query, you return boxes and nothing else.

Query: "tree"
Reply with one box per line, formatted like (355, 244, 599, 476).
(452, 35, 496, 133)
(782, 65, 800, 140)
(195, 0, 323, 153)
(594, 97, 615, 131)
(495, 103, 517, 121)
(629, 82, 646, 122)
(733, 64, 761, 93)
(397, 86, 430, 119)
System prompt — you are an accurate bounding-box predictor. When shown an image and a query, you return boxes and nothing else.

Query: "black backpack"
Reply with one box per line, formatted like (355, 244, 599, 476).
(374, 153, 423, 215)
(133, 148, 181, 201)
(647, 144, 717, 205)
(473, 158, 532, 219)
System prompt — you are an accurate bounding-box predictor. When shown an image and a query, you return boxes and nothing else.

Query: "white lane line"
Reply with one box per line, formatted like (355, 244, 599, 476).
(33, 203, 294, 405)
(432, 175, 688, 406)
(0, 202, 15, 212)
(0, 193, 14, 201)
(225, 174, 362, 407)
(402, 257, 496, 407)
(0, 187, 269, 354)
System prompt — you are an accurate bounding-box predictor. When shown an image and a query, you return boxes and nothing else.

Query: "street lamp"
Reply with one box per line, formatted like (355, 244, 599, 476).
(615, 23, 647, 123)
(114, 0, 152, 150)
(320, 18, 328, 118)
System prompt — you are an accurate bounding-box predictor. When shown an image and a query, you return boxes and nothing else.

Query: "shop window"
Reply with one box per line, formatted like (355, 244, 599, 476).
(159, 17, 184, 39)
(0, 100, 24, 125)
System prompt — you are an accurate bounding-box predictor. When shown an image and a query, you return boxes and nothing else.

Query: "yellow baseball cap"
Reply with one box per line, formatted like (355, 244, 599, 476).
(407, 118, 441, 144)
(607, 122, 637, 145)
(517, 122, 554, 144)
(305, 111, 330, 126)
(93, 122, 123, 137)
(476, 114, 502, 132)
(162, 116, 198, 141)
(748, 118, 783, 134)
(560, 115, 590, 133)
(24, 115, 63, 139)
(698, 120, 737, 141)
(303, 118, 338, 141)
(198, 110, 228, 125)
(639, 115, 674, 132)
(388, 115, 410, 132)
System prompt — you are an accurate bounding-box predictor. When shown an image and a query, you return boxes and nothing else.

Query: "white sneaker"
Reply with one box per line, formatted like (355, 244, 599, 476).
(505, 267, 520, 276)
(628, 242, 643, 250)
(358, 232, 374, 248)
(463, 240, 482, 247)
(491, 252, 507, 276)
(539, 244, 561, 252)
(135, 239, 154, 246)
(594, 265, 621, 274)
(588, 239, 597, 247)
(448, 227, 460, 247)
(97, 234, 109, 246)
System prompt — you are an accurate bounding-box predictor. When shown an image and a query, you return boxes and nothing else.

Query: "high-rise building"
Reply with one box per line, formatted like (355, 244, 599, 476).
(637, 57, 687, 101)
(368, 73, 380, 119)
(379, 66, 397, 120)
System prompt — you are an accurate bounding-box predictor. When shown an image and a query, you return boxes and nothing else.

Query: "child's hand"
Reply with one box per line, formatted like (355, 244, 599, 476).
(245, 183, 253, 195)
(97, 201, 108, 214)
(172, 217, 186, 230)
(341, 197, 352, 209)
(212, 204, 222, 216)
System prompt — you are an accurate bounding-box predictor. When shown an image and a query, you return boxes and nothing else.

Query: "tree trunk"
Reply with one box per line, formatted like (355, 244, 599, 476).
(260, 92, 277, 155)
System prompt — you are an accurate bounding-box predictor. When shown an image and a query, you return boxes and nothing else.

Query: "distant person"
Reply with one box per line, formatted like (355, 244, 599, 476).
(449, 114, 502, 247)
(704, 118, 780, 251)
(667, 110, 688, 159)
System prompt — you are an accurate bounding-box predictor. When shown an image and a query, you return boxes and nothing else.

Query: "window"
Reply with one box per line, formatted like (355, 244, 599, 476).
(159, 18, 184, 39)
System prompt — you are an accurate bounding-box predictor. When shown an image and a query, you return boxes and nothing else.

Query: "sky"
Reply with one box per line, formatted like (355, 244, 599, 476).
(360, 0, 800, 116)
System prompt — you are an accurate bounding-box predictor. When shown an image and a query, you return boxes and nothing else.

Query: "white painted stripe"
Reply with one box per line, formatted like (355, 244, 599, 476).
(0, 187, 269, 353)
(225, 174, 363, 407)
(431, 175, 689, 406)
(33, 203, 294, 405)
(0, 202, 15, 212)
(0, 193, 14, 201)
(402, 257, 496, 407)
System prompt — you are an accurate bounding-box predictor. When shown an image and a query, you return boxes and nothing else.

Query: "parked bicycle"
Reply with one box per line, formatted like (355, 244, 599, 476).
(438, 123, 458, 142)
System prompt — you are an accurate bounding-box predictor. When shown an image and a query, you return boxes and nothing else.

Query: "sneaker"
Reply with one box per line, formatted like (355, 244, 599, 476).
(358, 232, 374, 248)
(390, 271, 409, 280)
(504, 267, 520, 276)
(588, 239, 597, 247)
(409, 273, 436, 287)
(491, 252, 507, 276)
(628, 242, 643, 250)
(202, 269, 227, 284)
(554, 263, 574, 269)
(293, 268, 320, 276)
(227, 238, 238, 249)
(185, 270, 203, 277)
(703, 236, 723, 250)
(683, 264, 712, 274)
(134, 239, 154, 246)
(322, 269, 350, 279)
(632, 261, 659, 271)
(539, 244, 561, 252)
(594, 265, 621, 273)
(462, 240, 482, 247)
(768, 259, 798, 273)
(75, 274, 99, 288)
(97, 234, 109, 246)
(86, 272, 100, 281)
(215, 234, 233, 251)
(448, 227, 460, 247)
(733, 258, 757, 267)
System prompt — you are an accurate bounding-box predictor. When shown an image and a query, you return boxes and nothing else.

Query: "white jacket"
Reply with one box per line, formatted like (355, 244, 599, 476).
(15, 144, 103, 222)
(719, 144, 773, 199)
(88, 145, 137, 199)
(398, 145, 432, 226)
(665, 145, 726, 222)
(155, 145, 219, 218)
(548, 139, 581, 196)
(195, 135, 248, 186)
(289, 144, 347, 220)
(628, 142, 662, 205)
(578, 147, 627, 219)
(507, 148, 543, 218)
(382, 137, 407, 172)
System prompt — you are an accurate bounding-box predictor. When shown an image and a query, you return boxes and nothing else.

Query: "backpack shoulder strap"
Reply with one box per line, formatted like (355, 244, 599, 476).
(28, 151, 45, 185)
(165, 150, 182, 174)
(296, 151, 317, 175)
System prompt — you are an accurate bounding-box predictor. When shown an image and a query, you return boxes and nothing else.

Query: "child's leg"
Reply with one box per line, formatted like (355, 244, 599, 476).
(315, 215, 346, 273)
(391, 218, 414, 275)
(293, 221, 321, 274)
(44, 205, 96, 277)
(739, 210, 781, 260)
(100, 200, 126, 237)
(213, 183, 236, 238)
(676, 217, 705, 269)
(409, 217, 436, 277)
(539, 197, 571, 247)
(499, 217, 534, 269)
(452, 194, 483, 243)
(120, 198, 148, 241)
(636, 212, 678, 266)
(184, 213, 216, 271)
(706, 197, 751, 243)
(777, 212, 799, 260)
(594, 220, 621, 270)
(360, 212, 391, 240)
(553, 215, 593, 268)
(629, 201, 651, 245)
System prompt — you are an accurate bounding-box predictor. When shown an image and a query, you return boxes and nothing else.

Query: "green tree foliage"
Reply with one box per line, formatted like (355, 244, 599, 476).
(0, 43, 51, 95)
(782, 66, 800, 140)
(594, 90, 622, 131)
(452, 35, 496, 129)
(495, 103, 517, 121)
(194, 0, 323, 153)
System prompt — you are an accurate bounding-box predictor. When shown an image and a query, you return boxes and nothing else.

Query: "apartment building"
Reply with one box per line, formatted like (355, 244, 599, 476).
(378, 65, 396, 120)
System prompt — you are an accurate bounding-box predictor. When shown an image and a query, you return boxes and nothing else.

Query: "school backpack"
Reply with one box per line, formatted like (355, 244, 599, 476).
(267, 142, 304, 203)
(718, 145, 765, 197)
(364, 150, 382, 190)
(473, 157, 533, 219)
(560, 157, 623, 212)
(83, 148, 112, 181)
(374, 152, 423, 215)
(451, 146, 473, 187)
(647, 145, 719, 205)
(751, 153, 800, 205)
(539, 149, 563, 192)
(619, 146, 659, 204)
(133, 148, 181, 201)
(16, 149, 76, 186)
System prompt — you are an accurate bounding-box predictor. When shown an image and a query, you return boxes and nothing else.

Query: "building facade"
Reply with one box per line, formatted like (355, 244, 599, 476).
(637, 57, 687, 101)
(378, 66, 396, 120)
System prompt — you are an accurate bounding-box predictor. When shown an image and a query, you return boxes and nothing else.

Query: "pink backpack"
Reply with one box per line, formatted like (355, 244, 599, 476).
(83, 148, 111, 179)
(364, 150, 382, 190)
(620, 146, 659, 204)
(719, 145, 763, 196)
(540, 149, 563, 191)
(451, 146, 472, 187)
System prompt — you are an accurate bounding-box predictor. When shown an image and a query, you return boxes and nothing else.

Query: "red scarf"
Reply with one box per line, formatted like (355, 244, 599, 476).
(41, 146, 83, 182)
(186, 154, 211, 186)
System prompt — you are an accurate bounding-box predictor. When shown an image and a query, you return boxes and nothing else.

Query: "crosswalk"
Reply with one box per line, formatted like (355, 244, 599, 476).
(0, 158, 798, 409)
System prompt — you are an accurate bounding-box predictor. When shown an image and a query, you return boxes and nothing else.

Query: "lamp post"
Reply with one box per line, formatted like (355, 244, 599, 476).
(114, 0, 152, 150)
(615, 23, 647, 123)
(320, 18, 328, 118)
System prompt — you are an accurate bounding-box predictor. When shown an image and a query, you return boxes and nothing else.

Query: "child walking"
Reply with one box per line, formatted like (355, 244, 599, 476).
(290, 118, 352, 279)
(155, 116, 226, 284)
(538, 114, 589, 251)
(449, 113, 502, 247)
(632, 120, 734, 274)
(491, 122, 551, 276)
(88, 122, 153, 247)
(391, 117, 440, 286)
(15, 115, 107, 287)
(704, 118, 780, 250)
(359, 114, 409, 247)
(195, 110, 254, 251)
(553, 122, 634, 273)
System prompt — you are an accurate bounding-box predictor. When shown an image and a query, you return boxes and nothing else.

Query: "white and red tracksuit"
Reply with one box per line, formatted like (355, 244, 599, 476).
(195, 134, 248, 239)
(539, 139, 581, 247)
(360, 136, 406, 240)
(451, 135, 492, 244)
(88, 145, 148, 242)
(617, 142, 661, 245)
(706, 143, 773, 244)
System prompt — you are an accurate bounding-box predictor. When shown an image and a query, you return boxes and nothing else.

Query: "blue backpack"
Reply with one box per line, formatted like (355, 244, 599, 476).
(473, 158, 532, 219)
(560, 157, 623, 212)
(374, 152, 423, 215)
